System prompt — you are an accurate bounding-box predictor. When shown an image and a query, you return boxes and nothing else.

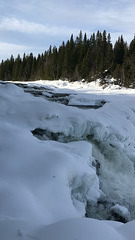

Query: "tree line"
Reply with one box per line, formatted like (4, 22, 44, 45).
(1, 30, 135, 87)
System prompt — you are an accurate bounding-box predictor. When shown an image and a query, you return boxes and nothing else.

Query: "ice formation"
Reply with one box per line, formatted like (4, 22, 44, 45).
(1, 79, 135, 239)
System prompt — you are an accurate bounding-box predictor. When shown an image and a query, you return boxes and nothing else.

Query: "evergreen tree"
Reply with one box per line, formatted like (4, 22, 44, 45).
(57, 41, 65, 79)
(62, 40, 70, 78)
(128, 36, 135, 85)
(30, 56, 37, 80)
(114, 36, 125, 65)
(113, 36, 128, 85)
(0, 60, 4, 80)
(52, 46, 58, 79)
(1, 30, 135, 87)
(12, 54, 21, 81)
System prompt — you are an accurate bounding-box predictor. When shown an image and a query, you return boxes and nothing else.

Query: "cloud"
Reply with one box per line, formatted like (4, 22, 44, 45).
(1, 0, 135, 61)
(0, 42, 33, 61)
(0, 17, 79, 36)
(1, 1, 135, 42)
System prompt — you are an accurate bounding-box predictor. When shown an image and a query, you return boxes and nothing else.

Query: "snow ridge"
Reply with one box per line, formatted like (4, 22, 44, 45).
(1, 80, 135, 240)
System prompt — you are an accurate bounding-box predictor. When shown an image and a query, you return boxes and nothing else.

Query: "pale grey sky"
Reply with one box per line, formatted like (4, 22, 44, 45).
(0, 0, 135, 61)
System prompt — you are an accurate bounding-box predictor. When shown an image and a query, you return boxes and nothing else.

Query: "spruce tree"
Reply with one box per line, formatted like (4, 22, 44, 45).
(12, 54, 21, 81)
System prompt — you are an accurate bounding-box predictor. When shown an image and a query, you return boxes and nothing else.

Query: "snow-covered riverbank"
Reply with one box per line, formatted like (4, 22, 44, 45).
(1, 79, 135, 239)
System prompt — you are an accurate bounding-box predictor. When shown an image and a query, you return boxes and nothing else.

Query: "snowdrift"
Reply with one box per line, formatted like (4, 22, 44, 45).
(1, 79, 135, 239)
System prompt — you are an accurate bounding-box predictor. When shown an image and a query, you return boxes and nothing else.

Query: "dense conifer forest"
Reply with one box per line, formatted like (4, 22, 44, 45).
(1, 30, 135, 87)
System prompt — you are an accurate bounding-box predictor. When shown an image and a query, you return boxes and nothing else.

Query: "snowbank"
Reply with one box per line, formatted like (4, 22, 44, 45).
(1, 80, 135, 239)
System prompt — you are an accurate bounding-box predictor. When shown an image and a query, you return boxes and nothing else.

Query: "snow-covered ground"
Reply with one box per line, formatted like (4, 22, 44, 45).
(1, 79, 135, 239)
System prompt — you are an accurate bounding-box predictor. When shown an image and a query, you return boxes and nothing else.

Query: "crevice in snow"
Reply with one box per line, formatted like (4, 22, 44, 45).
(31, 128, 77, 142)
(30, 120, 135, 222)
(16, 83, 106, 109)
(85, 198, 130, 223)
(92, 160, 100, 176)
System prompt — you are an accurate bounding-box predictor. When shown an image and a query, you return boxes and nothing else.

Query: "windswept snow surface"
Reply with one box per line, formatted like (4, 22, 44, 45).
(1, 79, 135, 239)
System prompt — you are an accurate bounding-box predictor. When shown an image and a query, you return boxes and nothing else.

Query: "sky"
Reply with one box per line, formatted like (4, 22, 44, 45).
(0, 0, 135, 61)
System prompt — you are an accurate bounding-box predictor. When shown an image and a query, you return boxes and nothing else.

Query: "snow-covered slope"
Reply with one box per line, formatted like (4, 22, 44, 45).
(1, 79, 135, 239)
